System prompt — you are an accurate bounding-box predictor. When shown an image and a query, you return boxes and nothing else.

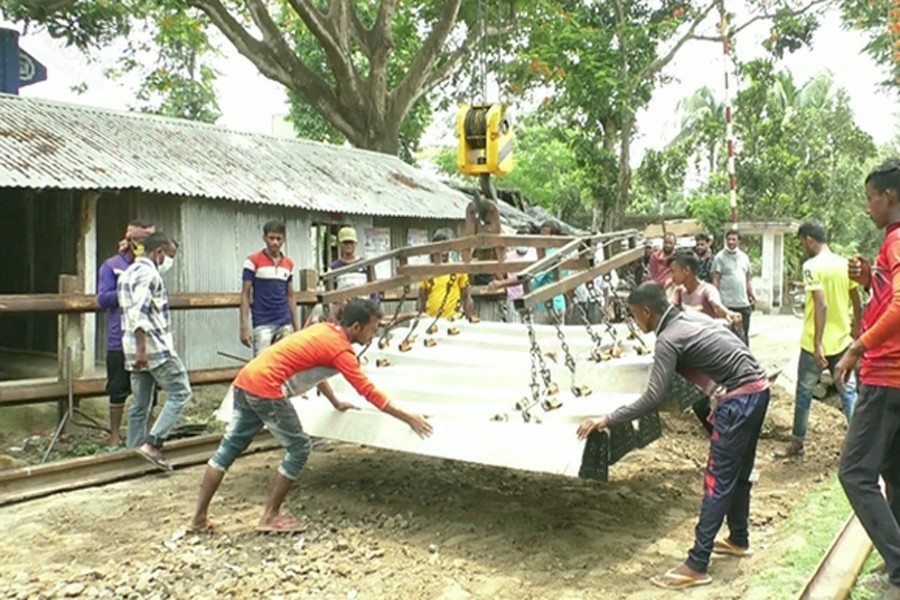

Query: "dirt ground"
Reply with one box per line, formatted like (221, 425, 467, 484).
(0, 316, 851, 600)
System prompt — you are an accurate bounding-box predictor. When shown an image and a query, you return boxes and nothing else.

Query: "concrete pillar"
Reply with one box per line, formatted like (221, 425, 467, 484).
(760, 231, 776, 312)
(773, 232, 785, 309)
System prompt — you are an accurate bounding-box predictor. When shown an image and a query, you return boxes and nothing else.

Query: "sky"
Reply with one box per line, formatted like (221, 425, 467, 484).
(4, 6, 898, 168)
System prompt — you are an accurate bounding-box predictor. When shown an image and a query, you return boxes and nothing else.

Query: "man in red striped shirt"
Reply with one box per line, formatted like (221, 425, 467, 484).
(836, 159, 900, 599)
(191, 299, 432, 533)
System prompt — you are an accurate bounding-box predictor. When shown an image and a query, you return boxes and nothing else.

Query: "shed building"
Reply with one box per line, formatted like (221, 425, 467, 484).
(0, 94, 467, 376)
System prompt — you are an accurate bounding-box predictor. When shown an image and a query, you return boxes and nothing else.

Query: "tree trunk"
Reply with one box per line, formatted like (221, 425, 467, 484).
(611, 118, 635, 232)
(355, 120, 401, 155)
(593, 119, 620, 232)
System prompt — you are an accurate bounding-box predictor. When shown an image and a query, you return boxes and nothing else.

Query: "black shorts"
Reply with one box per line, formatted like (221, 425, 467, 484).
(105, 350, 131, 405)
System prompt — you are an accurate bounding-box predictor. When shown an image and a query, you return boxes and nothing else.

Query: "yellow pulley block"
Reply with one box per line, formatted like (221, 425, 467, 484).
(456, 103, 513, 177)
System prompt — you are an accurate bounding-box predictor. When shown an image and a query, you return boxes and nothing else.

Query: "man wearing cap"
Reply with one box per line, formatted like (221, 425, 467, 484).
(330, 227, 370, 292)
(97, 219, 155, 447)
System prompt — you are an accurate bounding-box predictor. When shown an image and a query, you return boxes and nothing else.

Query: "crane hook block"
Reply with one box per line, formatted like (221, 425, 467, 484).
(456, 103, 513, 176)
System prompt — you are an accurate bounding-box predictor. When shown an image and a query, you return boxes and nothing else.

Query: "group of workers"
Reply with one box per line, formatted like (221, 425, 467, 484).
(95, 160, 900, 594)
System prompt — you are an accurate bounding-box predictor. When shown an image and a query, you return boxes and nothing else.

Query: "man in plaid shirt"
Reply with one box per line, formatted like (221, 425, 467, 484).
(118, 231, 191, 470)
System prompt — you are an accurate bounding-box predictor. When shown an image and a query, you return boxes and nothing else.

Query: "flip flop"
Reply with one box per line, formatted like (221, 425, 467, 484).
(650, 568, 713, 590)
(713, 539, 754, 557)
(136, 447, 174, 472)
(187, 522, 217, 534)
(255, 516, 308, 534)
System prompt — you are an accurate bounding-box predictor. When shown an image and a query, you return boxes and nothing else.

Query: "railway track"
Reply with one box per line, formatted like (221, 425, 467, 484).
(797, 511, 873, 600)
(0, 431, 280, 507)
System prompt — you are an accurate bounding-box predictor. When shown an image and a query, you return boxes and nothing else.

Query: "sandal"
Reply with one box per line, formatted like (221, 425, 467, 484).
(187, 522, 217, 534)
(255, 516, 308, 534)
(136, 447, 174, 472)
(650, 567, 712, 590)
(713, 539, 754, 557)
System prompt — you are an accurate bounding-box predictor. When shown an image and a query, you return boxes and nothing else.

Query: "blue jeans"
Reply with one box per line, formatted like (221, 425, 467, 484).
(209, 387, 311, 480)
(252, 324, 293, 356)
(792, 348, 858, 440)
(128, 357, 193, 449)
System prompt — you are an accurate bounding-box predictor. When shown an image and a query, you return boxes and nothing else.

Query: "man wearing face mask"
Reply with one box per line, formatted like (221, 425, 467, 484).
(712, 230, 756, 344)
(577, 283, 769, 589)
(118, 231, 192, 470)
(97, 220, 155, 448)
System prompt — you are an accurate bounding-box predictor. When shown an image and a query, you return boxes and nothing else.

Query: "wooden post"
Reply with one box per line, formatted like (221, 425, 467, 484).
(57, 274, 83, 427)
(76, 192, 99, 376)
(24, 190, 35, 350)
(298, 269, 317, 292)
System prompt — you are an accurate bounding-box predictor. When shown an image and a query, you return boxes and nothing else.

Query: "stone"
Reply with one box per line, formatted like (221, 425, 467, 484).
(63, 582, 86, 597)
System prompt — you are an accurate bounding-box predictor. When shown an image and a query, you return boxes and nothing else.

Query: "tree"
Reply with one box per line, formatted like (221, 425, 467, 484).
(1, 0, 518, 154)
(839, 0, 900, 89)
(502, 0, 830, 231)
(682, 62, 880, 258)
(672, 86, 725, 172)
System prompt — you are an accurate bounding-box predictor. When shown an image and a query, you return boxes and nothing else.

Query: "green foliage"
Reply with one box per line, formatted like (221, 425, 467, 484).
(762, 10, 819, 59)
(677, 62, 882, 264)
(686, 192, 731, 237)
(839, 0, 900, 89)
(630, 142, 691, 215)
(278, 1, 435, 160)
(1, 1, 221, 122)
(0, 0, 522, 154)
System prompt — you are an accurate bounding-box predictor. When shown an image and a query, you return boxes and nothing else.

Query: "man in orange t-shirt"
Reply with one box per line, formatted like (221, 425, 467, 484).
(191, 299, 432, 533)
(835, 159, 900, 598)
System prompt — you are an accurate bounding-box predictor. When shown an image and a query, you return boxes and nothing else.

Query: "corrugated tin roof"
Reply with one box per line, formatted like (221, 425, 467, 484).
(0, 94, 468, 220)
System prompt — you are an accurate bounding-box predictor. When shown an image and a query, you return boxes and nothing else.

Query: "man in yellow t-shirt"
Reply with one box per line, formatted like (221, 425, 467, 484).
(418, 231, 475, 320)
(777, 220, 862, 459)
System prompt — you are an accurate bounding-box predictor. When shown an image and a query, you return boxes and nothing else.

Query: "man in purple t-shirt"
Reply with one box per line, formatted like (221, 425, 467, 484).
(97, 220, 155, 446)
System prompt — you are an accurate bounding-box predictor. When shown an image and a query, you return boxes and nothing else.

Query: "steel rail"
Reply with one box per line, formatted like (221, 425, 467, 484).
(0, 431, 280, 506)
(796, 512, 873, 600)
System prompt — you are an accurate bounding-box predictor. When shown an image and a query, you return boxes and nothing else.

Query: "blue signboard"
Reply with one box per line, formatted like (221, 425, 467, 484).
(0, 27, 47, 94)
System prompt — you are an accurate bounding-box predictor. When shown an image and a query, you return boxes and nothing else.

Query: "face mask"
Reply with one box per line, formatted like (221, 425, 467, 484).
(158, 255, 174, 275)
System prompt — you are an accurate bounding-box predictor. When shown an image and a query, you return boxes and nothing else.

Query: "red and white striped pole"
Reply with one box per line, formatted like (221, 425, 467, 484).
(719, 3, 737, 227)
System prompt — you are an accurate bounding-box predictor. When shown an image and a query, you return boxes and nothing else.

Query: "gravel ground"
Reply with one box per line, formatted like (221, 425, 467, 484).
(0, 315, 852, 600)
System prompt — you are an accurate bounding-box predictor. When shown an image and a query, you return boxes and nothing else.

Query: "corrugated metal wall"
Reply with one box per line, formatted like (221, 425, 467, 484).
(0, 188, 78, 355)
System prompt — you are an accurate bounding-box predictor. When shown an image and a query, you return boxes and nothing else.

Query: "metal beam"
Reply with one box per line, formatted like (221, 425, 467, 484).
(514, 231, 641, 279)
(318, 275, 411, 304)
(515, 237, 593, 279)
(515, 247, 644, 310)
(321, 237, 483, 282)
(397, 258, 591, 278)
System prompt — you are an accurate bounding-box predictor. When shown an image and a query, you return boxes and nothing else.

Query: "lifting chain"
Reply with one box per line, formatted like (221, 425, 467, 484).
(548, 302, 591, 398)
(423, 274, 458, 344)
(602, 277, 650, 354)
(362, 282, 411, 359)
(516, 309, 556, 422)
(585, 276, 621, 347)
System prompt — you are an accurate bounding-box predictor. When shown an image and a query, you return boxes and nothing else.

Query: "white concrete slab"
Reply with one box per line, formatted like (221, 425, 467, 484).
(215, 318, 655, 478)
